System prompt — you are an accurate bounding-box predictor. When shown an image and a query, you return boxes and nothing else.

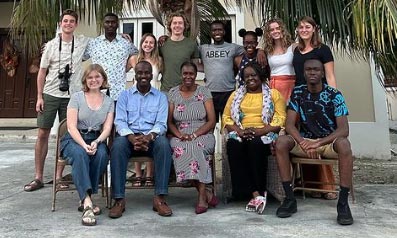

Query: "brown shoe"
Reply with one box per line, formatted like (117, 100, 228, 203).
(152, 196, 172, 216)
(109, 199, 126, 219)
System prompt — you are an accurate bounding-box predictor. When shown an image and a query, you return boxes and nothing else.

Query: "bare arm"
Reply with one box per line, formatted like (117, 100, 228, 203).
(94, 111, 114, 144)
(233, 55, 242, 76)
(66, 108, 92, 154)
(126, 55, 137, 72)
(196, 59, 204, 72)
(285, 109, 303, 143)
(256, 49, 268, 67)
(36, 68, 47, 113)
(324, 61, 337, 88)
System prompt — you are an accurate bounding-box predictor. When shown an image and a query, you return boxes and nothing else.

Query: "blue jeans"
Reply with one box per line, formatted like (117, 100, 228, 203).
(61, 132, 109, 201)
(110, 135, 172, 198)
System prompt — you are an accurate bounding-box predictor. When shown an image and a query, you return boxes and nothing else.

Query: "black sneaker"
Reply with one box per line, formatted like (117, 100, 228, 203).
(276, 198, 297, 218)
(337, 202, 354, 225)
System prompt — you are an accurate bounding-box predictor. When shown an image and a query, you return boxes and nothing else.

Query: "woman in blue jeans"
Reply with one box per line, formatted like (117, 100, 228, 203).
(61, 64, 114, 226)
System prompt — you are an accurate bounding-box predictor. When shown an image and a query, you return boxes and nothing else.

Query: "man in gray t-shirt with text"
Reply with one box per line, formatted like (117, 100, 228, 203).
(199, 20, 244, 122)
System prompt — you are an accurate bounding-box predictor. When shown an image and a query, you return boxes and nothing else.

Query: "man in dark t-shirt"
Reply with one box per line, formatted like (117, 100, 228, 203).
(274, 58, 354, 225)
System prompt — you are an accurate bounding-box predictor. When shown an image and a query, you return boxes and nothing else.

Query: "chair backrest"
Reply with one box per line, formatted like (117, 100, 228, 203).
(56, 119, 68, 159)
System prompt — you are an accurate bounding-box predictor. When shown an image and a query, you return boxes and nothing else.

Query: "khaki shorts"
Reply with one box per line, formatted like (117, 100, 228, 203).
(289, 136, 338, 159)
(37, 94, 69, 129)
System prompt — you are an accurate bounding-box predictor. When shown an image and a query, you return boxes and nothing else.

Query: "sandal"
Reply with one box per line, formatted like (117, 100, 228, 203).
(255, 192, 267, 215)
(310, 191, 322, 199)
(245, 198, 257, 212)
(78, 204, 101, 215)
(144, 177, 154, 187)
(81, 206, 96, 226)
(24, 179, 44, 192)
(323, 192, 338, 200)
(132, 177, 143, 187)
(245, 192, 267, 214)
(205, 187, 219, 208)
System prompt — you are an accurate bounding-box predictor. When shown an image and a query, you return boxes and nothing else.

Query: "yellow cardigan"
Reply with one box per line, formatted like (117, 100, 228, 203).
(222, 89, 286, 129)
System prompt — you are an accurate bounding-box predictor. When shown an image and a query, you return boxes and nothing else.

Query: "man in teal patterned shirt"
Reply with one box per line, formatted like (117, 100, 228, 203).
(274, 58, 354, 225)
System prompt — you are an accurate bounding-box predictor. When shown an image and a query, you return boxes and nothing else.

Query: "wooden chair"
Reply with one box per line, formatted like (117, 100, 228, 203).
(51, 119, 109, 211)
(291, 157, 355, 203)
(107, 153, 217, 206)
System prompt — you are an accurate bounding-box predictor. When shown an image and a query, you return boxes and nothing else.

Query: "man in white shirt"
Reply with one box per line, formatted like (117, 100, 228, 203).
(24, 9, 89, 192)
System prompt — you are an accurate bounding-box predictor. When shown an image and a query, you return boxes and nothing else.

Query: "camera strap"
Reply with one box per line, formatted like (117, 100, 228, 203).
(58, 33, 74, 94)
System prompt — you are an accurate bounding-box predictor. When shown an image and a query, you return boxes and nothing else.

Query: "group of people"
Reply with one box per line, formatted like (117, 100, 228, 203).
(22, 8, 354, 227)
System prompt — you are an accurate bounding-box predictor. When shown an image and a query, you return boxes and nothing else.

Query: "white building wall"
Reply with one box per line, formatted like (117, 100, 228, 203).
(348, 57, 391, 159)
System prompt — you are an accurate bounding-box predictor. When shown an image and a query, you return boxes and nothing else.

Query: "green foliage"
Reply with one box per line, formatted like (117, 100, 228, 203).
(10, 0, 397, 84)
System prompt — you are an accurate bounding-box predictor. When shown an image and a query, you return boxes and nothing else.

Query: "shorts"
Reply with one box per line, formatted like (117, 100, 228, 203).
(289, 136, 338, 159)
(37, 94, 69, 129)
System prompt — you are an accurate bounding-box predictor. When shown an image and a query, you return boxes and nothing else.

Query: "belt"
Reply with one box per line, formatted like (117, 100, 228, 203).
(79, 129, 100, 134)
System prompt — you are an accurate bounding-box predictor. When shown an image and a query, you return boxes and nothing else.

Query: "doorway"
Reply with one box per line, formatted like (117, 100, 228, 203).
(0, 30, 38, 118)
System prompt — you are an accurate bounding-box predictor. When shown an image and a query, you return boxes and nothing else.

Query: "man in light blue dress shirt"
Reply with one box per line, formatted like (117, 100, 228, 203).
(109, 61, 173, 219)
(84, 12, 138, 101)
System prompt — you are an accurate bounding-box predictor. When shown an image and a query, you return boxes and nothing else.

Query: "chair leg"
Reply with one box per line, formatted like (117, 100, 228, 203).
(52, 160, 58, 212)
(298, 163, 306, 199)
(351, 178, 355, 204)
(106, 164, 111, 208)
(211, 155, 217, 197)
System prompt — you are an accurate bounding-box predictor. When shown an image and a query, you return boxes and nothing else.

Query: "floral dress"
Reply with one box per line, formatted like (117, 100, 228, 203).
(169, 85, 215, 183)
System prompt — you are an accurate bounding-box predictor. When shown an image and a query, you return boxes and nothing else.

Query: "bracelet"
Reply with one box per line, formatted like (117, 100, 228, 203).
(192, 133, 198, 139)
(94, 139, 101, 144)
(150, 133, 155, 141)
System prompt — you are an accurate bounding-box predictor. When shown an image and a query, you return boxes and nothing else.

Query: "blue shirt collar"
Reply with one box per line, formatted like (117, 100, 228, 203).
(130, 86, 155, 96)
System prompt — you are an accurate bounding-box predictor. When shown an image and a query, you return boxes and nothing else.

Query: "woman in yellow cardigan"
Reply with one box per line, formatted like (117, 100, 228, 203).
(223, 62, 286, 214)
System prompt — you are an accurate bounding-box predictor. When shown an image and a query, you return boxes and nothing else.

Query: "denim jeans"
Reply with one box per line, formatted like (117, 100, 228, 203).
(110, 135, 172, 198)
(61, 132, 109, 201)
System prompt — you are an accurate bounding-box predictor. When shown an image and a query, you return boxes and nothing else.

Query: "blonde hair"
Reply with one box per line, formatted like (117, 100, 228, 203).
(136, 33, 163, 71)
(297, 16, 322, 50)
(81, 64, 109, 92)
(166, 12, 189, 35)
(263, 18, 293, 55)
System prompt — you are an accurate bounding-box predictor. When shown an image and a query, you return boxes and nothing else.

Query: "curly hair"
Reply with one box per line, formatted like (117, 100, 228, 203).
(296, 16, 322, 50)
(262, 18, 293, 55)
(166, 12, 190, 35)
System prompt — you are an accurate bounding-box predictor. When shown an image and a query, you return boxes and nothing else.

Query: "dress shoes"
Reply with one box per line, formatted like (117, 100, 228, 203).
(153, 196, 172, 216)
(108, 198, 126, 219)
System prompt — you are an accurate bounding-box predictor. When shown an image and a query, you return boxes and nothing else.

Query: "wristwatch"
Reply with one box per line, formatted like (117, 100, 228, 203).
(94, 139, 101, 144)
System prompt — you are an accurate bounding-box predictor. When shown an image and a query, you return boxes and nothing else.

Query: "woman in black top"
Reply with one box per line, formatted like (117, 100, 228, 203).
(292, 16, 336, 88)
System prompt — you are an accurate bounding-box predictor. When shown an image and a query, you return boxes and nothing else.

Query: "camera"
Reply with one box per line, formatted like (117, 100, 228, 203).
(58, 64, 72, 92)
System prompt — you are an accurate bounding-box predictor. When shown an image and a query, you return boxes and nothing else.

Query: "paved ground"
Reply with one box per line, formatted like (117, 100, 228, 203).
(0, 121, 396, 237)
